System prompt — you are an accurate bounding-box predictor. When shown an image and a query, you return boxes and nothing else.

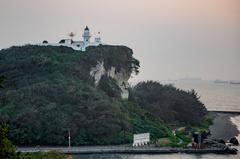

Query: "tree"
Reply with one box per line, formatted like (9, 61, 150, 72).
(0, 121, 16, 159)
(131, 81, 207, 125)
(0, 75, 16, 159)
(0, 75, 4, 88)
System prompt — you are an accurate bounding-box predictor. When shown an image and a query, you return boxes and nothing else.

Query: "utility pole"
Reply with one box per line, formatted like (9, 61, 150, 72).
(68, 129, 71, 148)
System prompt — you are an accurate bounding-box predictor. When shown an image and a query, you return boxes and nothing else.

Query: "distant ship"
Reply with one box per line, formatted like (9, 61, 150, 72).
(179, 77, 202, 81)
(214, 80, 229, 84)
(230, 81, 240, 85)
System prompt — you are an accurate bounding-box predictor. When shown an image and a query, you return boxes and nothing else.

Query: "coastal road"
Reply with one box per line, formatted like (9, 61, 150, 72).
(17, 146, 229, 154)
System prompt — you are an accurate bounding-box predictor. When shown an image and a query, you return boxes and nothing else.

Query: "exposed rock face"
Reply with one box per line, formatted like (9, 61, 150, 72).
(90, 61, 131, 99)
(90, 61, 106, 86)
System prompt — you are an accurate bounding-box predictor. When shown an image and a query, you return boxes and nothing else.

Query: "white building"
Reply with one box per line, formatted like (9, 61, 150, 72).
(40, 26, 102, 51)
(133, 133, 150, 147)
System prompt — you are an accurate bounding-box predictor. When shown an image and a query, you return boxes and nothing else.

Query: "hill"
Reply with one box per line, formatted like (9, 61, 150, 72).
(0, 45, 207, 146)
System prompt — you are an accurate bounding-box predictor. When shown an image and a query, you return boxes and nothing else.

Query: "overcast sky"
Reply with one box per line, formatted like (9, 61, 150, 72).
(0, 0, 239, 81)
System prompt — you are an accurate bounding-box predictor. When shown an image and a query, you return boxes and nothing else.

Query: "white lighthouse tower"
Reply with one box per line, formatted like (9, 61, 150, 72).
(41, 25, 103, 51)
(82, 26, 91, 47)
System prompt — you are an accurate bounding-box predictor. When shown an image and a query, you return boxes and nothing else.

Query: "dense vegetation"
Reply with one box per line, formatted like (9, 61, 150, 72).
(0, 76, 69, 159)
(0, 121, 16, 159)
(130, 81, 207, 125)
(0, 45, 207, 146)
(0, 75, 4, 88)
(17, 151, 68, 159)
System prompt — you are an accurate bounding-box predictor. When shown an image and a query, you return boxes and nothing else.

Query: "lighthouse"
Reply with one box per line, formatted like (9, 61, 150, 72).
(82, 26, 91, 46)
(41, 25, 102, 51)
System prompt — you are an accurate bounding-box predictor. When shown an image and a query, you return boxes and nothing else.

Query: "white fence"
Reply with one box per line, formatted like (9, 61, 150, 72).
(133, 133, 150, 147)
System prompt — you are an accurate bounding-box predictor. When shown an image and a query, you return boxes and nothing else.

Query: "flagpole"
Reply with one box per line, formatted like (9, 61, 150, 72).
(68, 129, 71, 148)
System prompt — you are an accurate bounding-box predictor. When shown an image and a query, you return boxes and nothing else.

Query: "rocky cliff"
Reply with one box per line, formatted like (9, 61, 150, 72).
(90, 61, 131, 98)
(86, 45, 139, 99)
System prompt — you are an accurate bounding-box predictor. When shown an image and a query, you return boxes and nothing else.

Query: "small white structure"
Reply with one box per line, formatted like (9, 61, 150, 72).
(133, 133, 150, 147)
(40, 26, 102, 51)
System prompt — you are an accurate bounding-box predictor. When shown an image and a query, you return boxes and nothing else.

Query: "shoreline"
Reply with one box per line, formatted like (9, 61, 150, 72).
(209, 112, 240, 141)
(230, 116, 240, 141)
(16, 112, 240, 155)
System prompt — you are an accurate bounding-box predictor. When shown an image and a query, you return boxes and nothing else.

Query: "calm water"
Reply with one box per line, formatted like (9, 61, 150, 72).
(74, 80, 240, 159)
(73, 153, 240, 159)
(172, 80, 240, 112)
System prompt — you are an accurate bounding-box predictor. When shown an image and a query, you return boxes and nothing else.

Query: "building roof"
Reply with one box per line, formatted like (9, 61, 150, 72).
(84, 26, 89, 31)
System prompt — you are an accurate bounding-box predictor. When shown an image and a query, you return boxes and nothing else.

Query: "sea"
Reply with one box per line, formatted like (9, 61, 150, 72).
(74, 80, 240, 159)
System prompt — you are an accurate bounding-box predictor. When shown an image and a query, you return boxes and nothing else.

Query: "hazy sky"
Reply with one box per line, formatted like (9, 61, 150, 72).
(0, 0, 239, 81)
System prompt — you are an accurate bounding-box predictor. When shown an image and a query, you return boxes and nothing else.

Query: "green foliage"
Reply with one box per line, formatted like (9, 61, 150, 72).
(86, 45, 140, 75)
(191, 114, 214, 132)
(0, 121, 16, 159)
(200, 114, 214, 129)
(0, 75, 4, 88)
(175, 129, 191, 146)
(120, 100, 175, 143)
(16, 151, 66, 159)
(98, 76, 122, 98)
(130, 81, 207, 125)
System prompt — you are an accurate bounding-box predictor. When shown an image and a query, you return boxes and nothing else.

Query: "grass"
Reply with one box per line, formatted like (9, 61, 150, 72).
(191, 113, 214, 132)
(16, 151, 70, 159)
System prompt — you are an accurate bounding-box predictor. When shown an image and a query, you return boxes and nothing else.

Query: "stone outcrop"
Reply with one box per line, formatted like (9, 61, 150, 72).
(90, 61, 131, 99)
(229, 137, 239, 146)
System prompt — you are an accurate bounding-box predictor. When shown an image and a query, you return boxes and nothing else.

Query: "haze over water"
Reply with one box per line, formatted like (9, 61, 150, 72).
(171, 80, 240, 112)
